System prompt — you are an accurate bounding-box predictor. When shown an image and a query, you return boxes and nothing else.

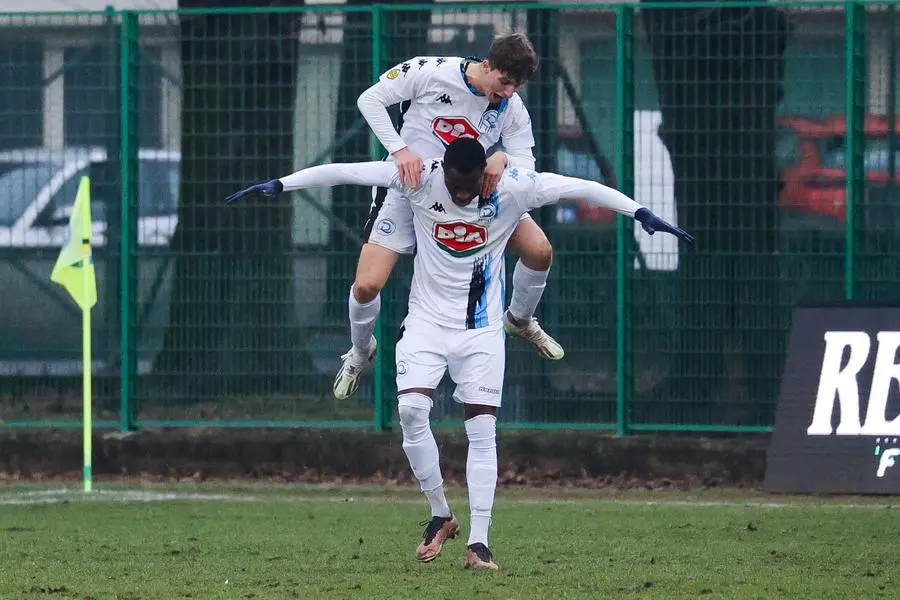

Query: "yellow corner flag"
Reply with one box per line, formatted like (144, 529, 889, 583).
(50, 175, 96, 493)
(51, 176, 97, 310)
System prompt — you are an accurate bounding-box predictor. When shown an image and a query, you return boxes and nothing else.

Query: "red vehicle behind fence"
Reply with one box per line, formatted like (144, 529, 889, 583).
(777, 115, 900, 222)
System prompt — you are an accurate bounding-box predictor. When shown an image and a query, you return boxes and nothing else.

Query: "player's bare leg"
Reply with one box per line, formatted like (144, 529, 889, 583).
(504, 217, 565, 360)
(333, 243, 399, 400)
(398, 388, 458, 562)
(462, 403, 500, 571)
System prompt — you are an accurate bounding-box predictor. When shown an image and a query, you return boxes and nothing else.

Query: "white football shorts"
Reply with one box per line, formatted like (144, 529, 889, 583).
(364, 186, 416, 255)
(395, 315, 505, 407)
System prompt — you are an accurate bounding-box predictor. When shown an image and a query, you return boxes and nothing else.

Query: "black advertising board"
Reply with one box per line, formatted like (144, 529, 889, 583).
(764, 303, 900, 494)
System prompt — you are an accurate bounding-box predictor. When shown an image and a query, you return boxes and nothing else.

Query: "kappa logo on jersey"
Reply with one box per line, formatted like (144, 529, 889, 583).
(432, 117, 480, 146)
(433, 221, 488, 257)
(430, 202, 446, 213)
(436, 94, 452, 105)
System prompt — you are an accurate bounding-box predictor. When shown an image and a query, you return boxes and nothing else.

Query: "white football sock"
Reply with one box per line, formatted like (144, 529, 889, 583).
(424, 488, 452, 519)
(508, 260, 548, 322)
(348, 286, 380, 352)
(465, 413, 497, 547)
(398, 394, 451, 518)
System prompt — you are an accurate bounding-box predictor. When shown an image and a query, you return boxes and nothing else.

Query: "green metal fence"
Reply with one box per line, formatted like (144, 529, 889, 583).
(0, 1, 896, 433)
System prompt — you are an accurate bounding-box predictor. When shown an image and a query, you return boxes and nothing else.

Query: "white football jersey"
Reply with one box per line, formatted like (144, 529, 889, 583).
(348, 161, 570, 330)
(278, 161, 642, 330)
(367, 56, 535, 165)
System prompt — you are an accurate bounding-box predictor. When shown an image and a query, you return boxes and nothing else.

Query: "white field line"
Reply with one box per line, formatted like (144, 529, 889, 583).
(0, 488, 895, 510)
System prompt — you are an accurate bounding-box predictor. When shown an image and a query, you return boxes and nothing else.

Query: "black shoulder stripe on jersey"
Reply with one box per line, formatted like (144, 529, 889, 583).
(465, 257, 487, 330)
(397, 100, 412, 134)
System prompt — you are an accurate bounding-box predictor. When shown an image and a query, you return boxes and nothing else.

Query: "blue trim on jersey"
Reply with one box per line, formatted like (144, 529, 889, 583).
(475, 256, 491, 329)
(460, 57, 485, 96)
(500, 258, 507, 332)
(496, 98, 509, 115)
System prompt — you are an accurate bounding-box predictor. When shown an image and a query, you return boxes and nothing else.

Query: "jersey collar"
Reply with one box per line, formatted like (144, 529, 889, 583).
(459, 57, 510, 114)
(459, 57, 485, 97)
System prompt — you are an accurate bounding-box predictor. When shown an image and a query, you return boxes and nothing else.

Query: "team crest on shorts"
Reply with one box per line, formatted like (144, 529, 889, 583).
(377, 219, 395, 235)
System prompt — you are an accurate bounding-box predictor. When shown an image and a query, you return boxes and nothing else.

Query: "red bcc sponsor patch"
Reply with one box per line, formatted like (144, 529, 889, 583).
(432, 116, 480, 146)
(433, 221, 488, 257)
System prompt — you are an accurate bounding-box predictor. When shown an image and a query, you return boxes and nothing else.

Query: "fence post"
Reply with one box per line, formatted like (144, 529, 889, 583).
(615, 4, 635, 436)
(844, 0, 866, 300)
(370, 4, 389, 432)
(119, 10, 139, 432)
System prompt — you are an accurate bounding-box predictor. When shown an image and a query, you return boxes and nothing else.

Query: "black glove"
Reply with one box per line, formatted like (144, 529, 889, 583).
(224, 179, 284, 204)
(634, 207, 695, 246)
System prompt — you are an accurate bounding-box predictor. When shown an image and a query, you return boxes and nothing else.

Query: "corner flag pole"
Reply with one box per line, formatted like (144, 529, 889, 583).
(49, 175, 97, 494)
(81, 236, 93, 493)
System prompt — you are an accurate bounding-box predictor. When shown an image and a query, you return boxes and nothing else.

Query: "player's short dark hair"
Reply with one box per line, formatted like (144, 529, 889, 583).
(444, 138, 486, 174)
(486, 32, 539, 86)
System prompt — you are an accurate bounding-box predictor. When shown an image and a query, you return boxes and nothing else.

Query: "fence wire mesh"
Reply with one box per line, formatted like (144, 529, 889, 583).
(0, 2, 892, 433)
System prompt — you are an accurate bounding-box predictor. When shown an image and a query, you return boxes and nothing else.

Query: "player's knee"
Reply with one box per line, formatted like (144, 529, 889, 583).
(464, 409, 497, 449)
(398, 392, 432, 435)
(398, 404, 428, 429)
(354, 244, 399, 302)
(463, 403, 497, 421)
(352, 279, 382, 304)
(521, 235, 553, 271)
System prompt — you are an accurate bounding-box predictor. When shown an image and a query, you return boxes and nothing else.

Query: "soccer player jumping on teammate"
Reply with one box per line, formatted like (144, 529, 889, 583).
(337, 33, 562, 403)
(225, 138, 694, 570)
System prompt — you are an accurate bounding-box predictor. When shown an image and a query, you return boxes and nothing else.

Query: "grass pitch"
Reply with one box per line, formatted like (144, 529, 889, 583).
(0, 483, 896, 600)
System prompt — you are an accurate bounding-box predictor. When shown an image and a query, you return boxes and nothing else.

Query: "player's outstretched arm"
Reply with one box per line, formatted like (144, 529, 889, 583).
(531, 172, 695, 246)
(224, 162, 400, 205)
(632, 207, 695, 245)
